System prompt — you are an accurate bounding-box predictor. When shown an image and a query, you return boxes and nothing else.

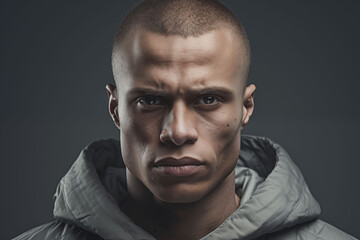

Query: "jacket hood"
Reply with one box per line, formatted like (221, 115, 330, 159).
(53, 135, 321, 240)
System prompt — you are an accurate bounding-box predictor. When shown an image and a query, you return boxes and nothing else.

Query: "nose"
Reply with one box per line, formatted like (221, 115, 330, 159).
(160, 100, 198, 146)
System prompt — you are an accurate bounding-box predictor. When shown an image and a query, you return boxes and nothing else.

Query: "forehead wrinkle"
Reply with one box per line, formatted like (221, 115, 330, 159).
(132, 75, 170, 90)
(138, 48, 214, 67)
(134, 57, 210, 86)
(133, 30, 224, 66)
(136, 60, 237, 93)
(131, 72, 218, 95)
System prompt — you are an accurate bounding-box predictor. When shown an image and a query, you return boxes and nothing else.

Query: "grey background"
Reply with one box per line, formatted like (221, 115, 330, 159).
(1, 0, 359, 239)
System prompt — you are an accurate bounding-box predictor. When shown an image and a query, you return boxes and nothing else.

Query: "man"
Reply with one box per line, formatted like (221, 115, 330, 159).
(13, 0, 356, 239)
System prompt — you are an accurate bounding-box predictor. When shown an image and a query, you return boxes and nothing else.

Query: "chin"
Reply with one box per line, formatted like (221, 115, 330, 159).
(153, 184, 208, 204)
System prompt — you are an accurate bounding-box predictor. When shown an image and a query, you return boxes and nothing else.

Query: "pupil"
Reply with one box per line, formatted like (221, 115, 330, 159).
(145, 96, 157, 105)
(204, 96, 215, 104)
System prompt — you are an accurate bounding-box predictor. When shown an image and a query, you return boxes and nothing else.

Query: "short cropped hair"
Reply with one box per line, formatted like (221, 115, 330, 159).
(112, 0, 251, 85)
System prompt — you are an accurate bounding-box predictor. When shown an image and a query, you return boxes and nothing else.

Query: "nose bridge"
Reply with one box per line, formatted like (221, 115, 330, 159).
(161, 99, 198, 145)
(171, 100, 188, 129)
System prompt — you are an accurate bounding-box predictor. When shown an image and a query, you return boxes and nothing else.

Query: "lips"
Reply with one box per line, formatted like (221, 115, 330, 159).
(154, 157, 203, 166)
(153, 157, 204, 177)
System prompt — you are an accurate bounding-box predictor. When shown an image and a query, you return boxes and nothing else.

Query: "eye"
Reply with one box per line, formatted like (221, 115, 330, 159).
(137, 95, 164, 105)
(197, 96, 219, 105)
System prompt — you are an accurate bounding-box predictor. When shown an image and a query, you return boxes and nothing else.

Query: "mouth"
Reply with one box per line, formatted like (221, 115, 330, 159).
(153, 157, 204, 177)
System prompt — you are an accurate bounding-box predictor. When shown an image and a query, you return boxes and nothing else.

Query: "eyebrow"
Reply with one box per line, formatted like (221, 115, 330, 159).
(127, 86, 234, 99)
(127, 88, 168, 97)
(186, 87, 234, 98)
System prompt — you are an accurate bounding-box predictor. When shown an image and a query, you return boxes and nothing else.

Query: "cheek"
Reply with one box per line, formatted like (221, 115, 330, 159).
(120, 106, 163, 144)
(198, 105, 242, 167)
(200, 104, 242, 139)
(119, 107, 163, 171)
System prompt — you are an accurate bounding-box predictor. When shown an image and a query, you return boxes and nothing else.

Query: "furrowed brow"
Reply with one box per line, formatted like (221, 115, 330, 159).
(127, 87, 168, 97)
(187, 87, 234, 99)
(126, 86, 234, 101)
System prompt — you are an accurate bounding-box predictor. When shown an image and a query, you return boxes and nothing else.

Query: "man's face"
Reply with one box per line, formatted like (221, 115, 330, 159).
(112, 29, 252, 203)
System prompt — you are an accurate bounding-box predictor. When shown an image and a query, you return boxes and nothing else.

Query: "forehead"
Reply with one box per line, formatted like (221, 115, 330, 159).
(133, 29, 237, 65)
(121, 28, 243, 70)
(116, 28, 246, 93)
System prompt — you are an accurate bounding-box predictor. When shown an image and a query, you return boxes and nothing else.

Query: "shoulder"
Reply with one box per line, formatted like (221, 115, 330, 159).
(12, 221, 102, 240)
(267, 219, 357, 240)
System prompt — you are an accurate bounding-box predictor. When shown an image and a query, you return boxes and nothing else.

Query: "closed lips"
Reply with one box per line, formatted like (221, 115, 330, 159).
(154, 157, 203, 166)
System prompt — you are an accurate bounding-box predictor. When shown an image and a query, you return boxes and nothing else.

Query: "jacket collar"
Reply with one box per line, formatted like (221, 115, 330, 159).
(53, 135, 320, 240)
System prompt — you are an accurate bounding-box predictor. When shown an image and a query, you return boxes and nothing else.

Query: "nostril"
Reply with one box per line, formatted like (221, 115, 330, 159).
(160, 128, 198, 146)
(160, 129, 170, 143)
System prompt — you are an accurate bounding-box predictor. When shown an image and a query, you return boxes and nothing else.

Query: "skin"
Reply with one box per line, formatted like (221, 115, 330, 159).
(107, 28, 255, 239)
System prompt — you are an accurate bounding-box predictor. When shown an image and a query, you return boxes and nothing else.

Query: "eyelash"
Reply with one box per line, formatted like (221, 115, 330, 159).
(195, 95, 220, 105)
(136, 95, 165, 105)
(136, 95, 222, 106)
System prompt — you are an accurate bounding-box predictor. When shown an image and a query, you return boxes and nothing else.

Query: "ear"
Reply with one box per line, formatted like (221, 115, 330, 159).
(106, 83, 120, 130)
(241, 84, 256, 129)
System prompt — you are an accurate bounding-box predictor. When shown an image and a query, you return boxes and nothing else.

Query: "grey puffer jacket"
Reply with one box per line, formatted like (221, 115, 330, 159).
(13, 135, 357, 240)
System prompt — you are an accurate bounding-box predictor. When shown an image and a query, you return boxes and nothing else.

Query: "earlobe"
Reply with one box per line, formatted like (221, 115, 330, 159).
(241, 84, 256, 129)
(106, 84, 120, 130)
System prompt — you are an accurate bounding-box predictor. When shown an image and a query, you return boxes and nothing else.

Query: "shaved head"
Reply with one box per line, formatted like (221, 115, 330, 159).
(106, 1, 256, 229)
(112, 0, 250, 86)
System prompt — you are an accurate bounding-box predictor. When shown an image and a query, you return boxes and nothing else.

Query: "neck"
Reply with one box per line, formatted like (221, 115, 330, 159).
(121, 170, 240, 240)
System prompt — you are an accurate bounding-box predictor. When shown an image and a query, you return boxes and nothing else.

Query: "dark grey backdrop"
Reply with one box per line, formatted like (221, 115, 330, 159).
(1, 1, 359, 239)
